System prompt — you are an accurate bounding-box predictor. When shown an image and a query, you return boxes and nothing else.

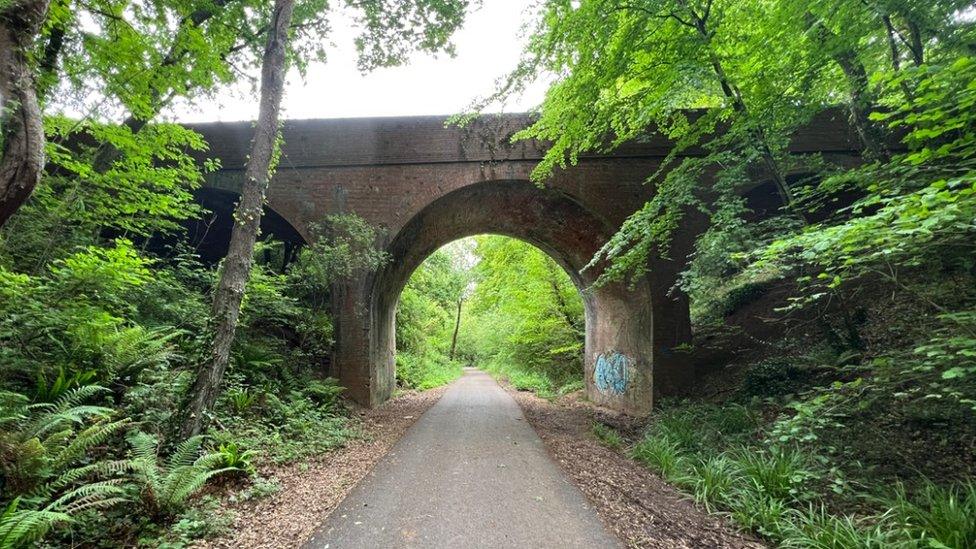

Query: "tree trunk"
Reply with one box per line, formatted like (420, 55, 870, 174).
(0, 0, 52, 227)
(833, 48, 888, 161)
(804, 13, 888, 161)
(449, 298, 462, 360)
(180, 0, 296, 439)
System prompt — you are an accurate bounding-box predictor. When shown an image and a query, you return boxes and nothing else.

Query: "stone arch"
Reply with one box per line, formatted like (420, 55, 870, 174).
(334, 179, 657, 415)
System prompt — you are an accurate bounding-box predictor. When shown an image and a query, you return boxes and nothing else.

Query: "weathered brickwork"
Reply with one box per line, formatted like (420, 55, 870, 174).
(193, 112, 862, 415)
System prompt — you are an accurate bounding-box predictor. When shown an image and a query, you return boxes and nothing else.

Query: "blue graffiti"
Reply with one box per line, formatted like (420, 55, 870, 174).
(595, 351, 631, 395)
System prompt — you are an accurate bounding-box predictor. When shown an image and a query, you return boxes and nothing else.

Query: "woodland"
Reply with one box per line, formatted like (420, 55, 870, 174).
(0, 0, 975, 547)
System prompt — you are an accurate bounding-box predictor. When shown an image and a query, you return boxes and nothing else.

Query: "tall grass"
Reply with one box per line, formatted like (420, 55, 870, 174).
(627, 401, 976, 548)
(886, 480, 976, 549)
(631, 434, 687, 479)
(480, 359, 585, 399)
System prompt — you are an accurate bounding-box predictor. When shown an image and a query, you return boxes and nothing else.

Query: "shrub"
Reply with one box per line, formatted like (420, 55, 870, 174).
(304, 378, 345, 409)
(125, 433, 239, 520)
(396, 352, 462, 390)
(741, 360, 814, 399)
(720, 281, 771, 317)
(215, 389, 353, 464)
(0, 388, 131, 547)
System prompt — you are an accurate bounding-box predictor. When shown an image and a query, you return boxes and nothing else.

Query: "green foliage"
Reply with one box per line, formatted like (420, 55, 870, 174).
(631, 434, 686, 480)
(887, 481, 976, 549)
(592, 423, 624, 450)
(396, 352, 463, 390)
(303, 378, 345, 409)
(125, 432, 238, 520)
(213, 442, 257, 477)
(741, 360, 816, 400)
(461, 236, 584, 394)
(394, 243, 470, 389)
(680, 455, 740, 512)
(166, 495, 236, 545)
(213, 383, 353, 465)
(776, 505, 894, 549)
(0, 388, 130, 548)
(0, 0, 479, 544)
(629, 395, 976, 547)
(732, 447, 815, 502)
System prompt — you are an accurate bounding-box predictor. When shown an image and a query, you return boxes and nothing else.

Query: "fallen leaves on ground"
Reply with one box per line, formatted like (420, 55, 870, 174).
(196, 388, 447, 549)
(508, 389, 765, 549)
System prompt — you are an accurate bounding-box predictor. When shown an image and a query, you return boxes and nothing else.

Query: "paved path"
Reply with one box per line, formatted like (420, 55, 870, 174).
(305, 368, 619, 549)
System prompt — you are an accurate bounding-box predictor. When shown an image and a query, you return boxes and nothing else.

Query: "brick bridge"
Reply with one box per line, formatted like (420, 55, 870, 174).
(191, 113, 862, 416)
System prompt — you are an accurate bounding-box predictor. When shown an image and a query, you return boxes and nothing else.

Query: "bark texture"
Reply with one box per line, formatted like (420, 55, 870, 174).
(0, 1, 51, 227)
(181, 0, 296, 438)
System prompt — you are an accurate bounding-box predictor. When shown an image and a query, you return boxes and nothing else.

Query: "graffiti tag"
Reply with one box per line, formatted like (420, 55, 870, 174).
(595, 351, 631, 395)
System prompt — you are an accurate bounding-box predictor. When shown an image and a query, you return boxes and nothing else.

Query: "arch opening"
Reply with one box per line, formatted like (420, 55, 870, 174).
(331, 179, 658, 416)
(393, 235, 590, 395)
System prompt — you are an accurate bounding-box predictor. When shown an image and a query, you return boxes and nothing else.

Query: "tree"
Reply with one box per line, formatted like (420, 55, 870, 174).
(181, 0, 297, 439)
(182, 0, 475, 437)
(0, 0, 331, 231)
(479, 0, 973, 287)
(463, 236, 584, 385)
(0, 0, 51, 226)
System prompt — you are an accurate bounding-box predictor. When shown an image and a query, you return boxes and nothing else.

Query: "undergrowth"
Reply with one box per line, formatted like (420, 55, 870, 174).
(628, 394, 976, 548)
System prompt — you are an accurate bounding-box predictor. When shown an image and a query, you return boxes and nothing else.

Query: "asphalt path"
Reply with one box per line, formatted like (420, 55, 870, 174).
(305, 368, 619, 548)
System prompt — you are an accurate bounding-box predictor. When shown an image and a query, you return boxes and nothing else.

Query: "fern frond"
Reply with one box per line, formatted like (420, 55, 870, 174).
(167, 436, 204, 469)
(103, 326, 183, 377)
(52, 385, 108, 412)
(193, 451, 227, 469)
(160, 466, 235, 511)
(126, 431, 159, 462)
(48, 459, 134, 491)
(0, 499, 71, 548)
(51, 419, 129, 470)
(25, 402, 113, 441)
(51, 480, 128, 515)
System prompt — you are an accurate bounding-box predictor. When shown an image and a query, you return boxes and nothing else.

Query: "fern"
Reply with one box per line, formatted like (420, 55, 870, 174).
(100, 325, 182, 378)
(0, 498, 71, 549)
(125, 432, 240, 519)
(0, 388, 132, 547)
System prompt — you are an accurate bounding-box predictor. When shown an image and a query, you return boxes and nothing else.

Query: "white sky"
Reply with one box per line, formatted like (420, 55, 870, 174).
(172, 0, 548, 122)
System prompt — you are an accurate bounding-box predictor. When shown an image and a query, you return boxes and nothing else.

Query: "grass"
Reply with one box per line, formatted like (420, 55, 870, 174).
(631, 433, 687, 479)
(680, 455, 740, 511)
(593, 422, 624, 450)
(479, 359, 583, 399)
(396, 351, 463, 390)
(886, 480, 976, 549)
(625, 399, 976, 548)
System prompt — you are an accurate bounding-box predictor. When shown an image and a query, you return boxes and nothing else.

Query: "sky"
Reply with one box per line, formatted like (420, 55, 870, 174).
(172, 0, 548, 123)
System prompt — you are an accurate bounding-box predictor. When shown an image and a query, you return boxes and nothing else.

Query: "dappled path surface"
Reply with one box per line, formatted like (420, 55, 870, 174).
(305, 368, 619, 548)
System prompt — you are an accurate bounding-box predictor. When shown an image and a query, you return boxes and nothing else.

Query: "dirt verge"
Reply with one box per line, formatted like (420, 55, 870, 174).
(508, 389, 765, 549)
(198, 387, 447, 549)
